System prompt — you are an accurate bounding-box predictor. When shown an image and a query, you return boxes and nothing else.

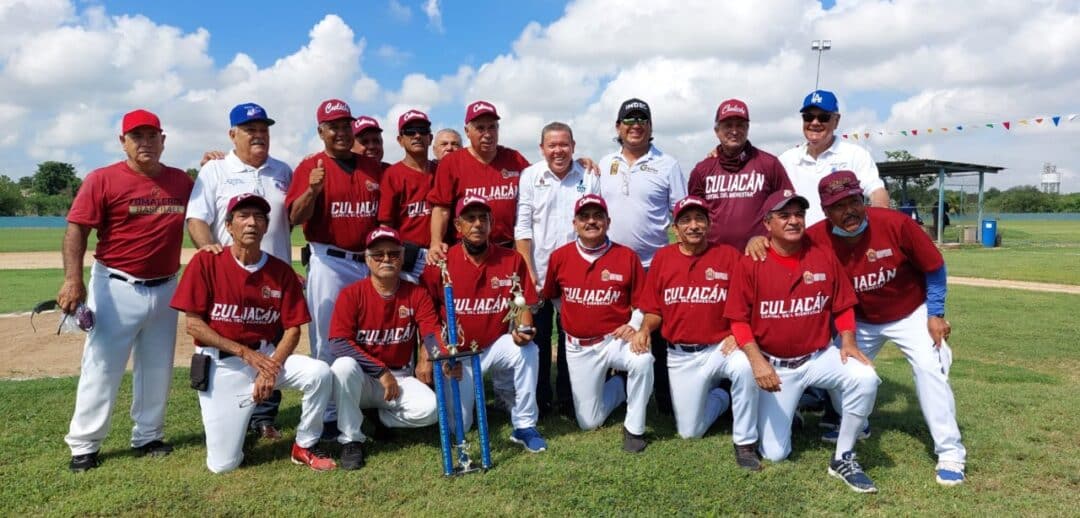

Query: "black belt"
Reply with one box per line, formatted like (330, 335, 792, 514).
(325, 247, 366, 263)
(108, 273, 174, 287)
(762, 352, 813, 369)
(668, 344, 713, 353)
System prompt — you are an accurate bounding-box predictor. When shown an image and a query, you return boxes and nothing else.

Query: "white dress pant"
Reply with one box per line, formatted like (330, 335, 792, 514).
(668, 345, 758, 444)
(565, 335, 654, 436)
(449, 334, 540, 432)
(330, 357, 438, 443)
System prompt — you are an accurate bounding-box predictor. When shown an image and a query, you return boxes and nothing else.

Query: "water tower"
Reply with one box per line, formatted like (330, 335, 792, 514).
(1040, 163, 1060, 194)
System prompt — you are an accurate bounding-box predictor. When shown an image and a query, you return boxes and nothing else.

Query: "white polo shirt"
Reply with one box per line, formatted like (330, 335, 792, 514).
(514, 161, 599, 290)
(596, 145, 686, 268)
(778, 137, 885, 225)
(187, 150, 294, 262)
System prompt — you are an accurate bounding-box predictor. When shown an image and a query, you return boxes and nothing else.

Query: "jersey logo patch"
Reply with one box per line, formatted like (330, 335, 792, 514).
(398, 305, 413, 318)
(490, 276, 513, 289)
(705, 267, 728, 281)
(608, 161, 620, 175)
(866, 248, 893, 263)
(366, 180, 379, 191)
(600, 269, 624, 282)
(500, 169, 521, 179)
(274, 179, 288, 192)
(803, 271, 827, 284)
(261, 285, 282, 299)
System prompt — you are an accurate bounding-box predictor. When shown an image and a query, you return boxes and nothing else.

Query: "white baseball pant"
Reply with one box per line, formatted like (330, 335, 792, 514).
(330, 357, 439, 443)
(65, 262, 178, 455)
(565, 335, 654, 436)
(758, 346, 880, 462)
(448, 334, 540, 432)
(195, 344, 332, 474)
(844, 304, 965, 465)
(668, 344, 758, 444)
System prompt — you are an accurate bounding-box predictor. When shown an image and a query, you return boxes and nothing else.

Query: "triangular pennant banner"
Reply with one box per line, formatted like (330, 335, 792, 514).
(1035, 118, 1044, 124)
(956, 125, 963, 130)
(1052, 116, 1061, 126)
(941, 128, 948, 132)
(1019, 119, 1029, 125)
(927, 128, 933, 133)
(901, 130, 908, 136)
(912, 129, 918, 136)
(852, 134, 859, 140)
(986, 123, 994, 128)
(1003, 121, 1011, 130)
(841, 134, 849, 139)
(864, 132, 870, 139)
(1069, 114, 1078, 121)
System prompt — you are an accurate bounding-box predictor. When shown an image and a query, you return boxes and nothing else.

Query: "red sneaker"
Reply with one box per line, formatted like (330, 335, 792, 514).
(291, 443, 337, 471)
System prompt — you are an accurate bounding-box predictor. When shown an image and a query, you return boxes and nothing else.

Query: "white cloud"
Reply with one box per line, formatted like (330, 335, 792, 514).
(387, 0, 412, 22)
(375, 44, 413, 66)
(423, 0, 443, 33)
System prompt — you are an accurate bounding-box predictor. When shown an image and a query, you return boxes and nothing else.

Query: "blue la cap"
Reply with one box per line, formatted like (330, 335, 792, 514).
(800, 90, 839, 113)
(229, 103, 275, 127)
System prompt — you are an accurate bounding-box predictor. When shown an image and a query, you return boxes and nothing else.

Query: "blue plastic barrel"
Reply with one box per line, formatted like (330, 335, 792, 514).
(981, 219, 998, 248)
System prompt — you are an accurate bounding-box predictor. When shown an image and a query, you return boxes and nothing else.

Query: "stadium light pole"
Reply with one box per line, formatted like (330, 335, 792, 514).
(811, 39, 832, 90)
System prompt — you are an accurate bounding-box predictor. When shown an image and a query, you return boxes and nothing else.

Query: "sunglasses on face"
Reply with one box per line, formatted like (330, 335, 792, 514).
(401, 127, 432, 137)
(620, 118, 650, 126)
(367, 250, 402, 261)
(801, 112, 834, 123)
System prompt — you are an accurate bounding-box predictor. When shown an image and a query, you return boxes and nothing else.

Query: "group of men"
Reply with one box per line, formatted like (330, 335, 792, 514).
(57, 88, 966, 493)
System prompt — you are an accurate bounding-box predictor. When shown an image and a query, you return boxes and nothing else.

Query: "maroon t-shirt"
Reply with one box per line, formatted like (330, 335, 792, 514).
(285, 151, 383, 251)
(806, 207, 944, 324)
(639, 243, 740, 345)
(542, 242, 646, 339)
(724, 242, 857, 358)
(687, 145, 793, 249)
(427, 146, 530, 244)
(329, 279, 442, 370)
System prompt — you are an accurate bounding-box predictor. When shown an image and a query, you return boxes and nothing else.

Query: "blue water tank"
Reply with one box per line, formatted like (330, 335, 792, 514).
(982, 219, 998, 248)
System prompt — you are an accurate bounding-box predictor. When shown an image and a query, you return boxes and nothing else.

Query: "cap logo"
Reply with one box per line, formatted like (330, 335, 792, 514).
(246, 106, 260, 116)
(811, 92, 823, 104)
(783, 189, 793, 197)
(370, 229, 395, 241)
(625, 102, 647, 110)
(324, 101, 349, 114)
(402, 111, 423, 121)
(721, 103, 746, 116)
(462, 194, 485, 205)
(472, 102, 494, 113)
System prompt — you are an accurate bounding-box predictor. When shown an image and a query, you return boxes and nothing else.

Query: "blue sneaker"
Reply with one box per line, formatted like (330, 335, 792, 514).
(936, 461, 966, 487)
(510, 427, 547, 453)
(828, 451, 878, 493)
(821, 422, 871, 443)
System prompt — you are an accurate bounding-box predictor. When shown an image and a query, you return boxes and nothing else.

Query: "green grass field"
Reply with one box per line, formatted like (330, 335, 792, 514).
(1, 285, 1077, 515)
(941, 220, 1080, 285)
(0, 227, 308, 253)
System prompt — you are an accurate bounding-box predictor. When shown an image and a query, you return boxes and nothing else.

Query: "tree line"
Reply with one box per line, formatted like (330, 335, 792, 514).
(0, 162, 199, 216)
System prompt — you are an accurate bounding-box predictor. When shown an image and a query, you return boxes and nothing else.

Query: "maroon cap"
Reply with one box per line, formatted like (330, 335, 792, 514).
(398, 109, 432, 131)
(818, 170, 864, 208)
(574, 194, 608, 215)
(455, 194, 492, 217)
(762, 189, 809, 213)
(121, 109, 162, 134)
(715, 99, 750, 122)
(352, 115, 382, 135)
(465, 100, 500, 124)
(316, 99, 354, 123)
(366, 226, 403, 247)
(226, 193, 271, 215)
(673, 195, 709, 220)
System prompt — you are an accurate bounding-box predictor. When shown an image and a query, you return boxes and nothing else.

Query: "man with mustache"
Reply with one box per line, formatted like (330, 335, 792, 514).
(433, 128, 462, 160)
(806, 171, 966, 487)
(187, 103, 294, 440)
(172, 194, 336, 473)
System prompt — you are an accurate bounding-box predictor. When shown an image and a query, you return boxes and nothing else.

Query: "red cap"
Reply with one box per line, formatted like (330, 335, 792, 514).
(352, 115, 382, 135)
(762, 189, 810, 213)
(397, 109, 432, 131)
(574, 194, 608, 215)
(366, 226, 403, 247)
(673, 195, 709, 220)
(455, 194, 492, 217)
(226, 193, 271, 215)
(465, 100, 500, 124)
(121, 109, 162, 134)
(316, 99, 354, 123)
(715, 99, 750, 122)
(818, 170, 864, 207)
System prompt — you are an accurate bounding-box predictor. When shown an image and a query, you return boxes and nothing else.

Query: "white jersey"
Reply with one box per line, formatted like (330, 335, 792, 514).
(596, 145, 686, 268)
(187, 150, 294, 262)
(778, 138, 884, 225)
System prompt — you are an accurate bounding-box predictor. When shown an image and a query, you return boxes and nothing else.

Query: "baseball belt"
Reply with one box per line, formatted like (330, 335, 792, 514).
(761, 351, 813, 369)
(668, 343, 713, 353)
(108, 272, 175, 287)
(567, 334, 607, 347)
(324, 247, 366, 263)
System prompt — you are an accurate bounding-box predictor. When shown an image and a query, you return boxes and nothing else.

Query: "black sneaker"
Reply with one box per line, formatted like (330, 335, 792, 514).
(733, 443, 762, 471)
(69, 451, 100, 473)
(132, 440, 173, 458)
(623, 427, 647, 453)
(828, 451, 878, 493)
(363, 409, 394, 442)
(341, 441, 366, 470)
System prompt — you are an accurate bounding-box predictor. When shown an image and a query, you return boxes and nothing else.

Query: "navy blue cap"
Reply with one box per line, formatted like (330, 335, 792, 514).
(229, 103, 275, 127)
(800, 90, 839, 113)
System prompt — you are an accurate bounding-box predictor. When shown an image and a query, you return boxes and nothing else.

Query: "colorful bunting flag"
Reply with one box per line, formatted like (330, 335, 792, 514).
(1052, 116, 1061, 126)
(1003, 122, 1011, 130)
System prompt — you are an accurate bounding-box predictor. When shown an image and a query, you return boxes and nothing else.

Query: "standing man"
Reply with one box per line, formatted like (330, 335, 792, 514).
(171, 194, 336, 473)
(778, 89, 889, 225)
(515, 121, 599, 418)
(285, 99, 384, 432)
(688, 99, 794, 250)
(352, 115, 391, 170)
(635, 196, 760, 469)
(186, 102, 293, 439)
(419, 195, 547, 453)
(596, 98, 687, 417)
(723, 190, 881, 493)
(433, 128, 462, 160)
(807, 171, 967, 486)
(427, 100, 531, 262)
(329, 228, 442, 470)
(542, 194, 653, 452)
(59, 109, 193, 472)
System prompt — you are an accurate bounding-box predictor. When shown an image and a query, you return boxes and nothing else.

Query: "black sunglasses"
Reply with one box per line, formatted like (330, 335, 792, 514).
(801, 112, 834, 123)
(401, 127, 432, 137)
(367, 250, 402, 261)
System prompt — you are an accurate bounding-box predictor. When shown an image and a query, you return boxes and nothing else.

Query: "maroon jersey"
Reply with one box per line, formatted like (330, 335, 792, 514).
(806, 207, 944, 324)
(542, 242, 646, 339)
(420, 244, 538, 351)
(170, 251, 310, 347)
(427, 146, 530, 244)
(378, 161, 442, 246)
(285, 151, 383, 251)
(329, 279, 442, 371)
(67, 161, 192, 279)
(724, 243, 857, 358)
(687, 145, 793, 249)
(640, 243, 740, 345)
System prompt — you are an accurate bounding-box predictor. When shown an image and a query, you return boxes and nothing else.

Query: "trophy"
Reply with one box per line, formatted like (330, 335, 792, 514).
(501, 272, 534, 337)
